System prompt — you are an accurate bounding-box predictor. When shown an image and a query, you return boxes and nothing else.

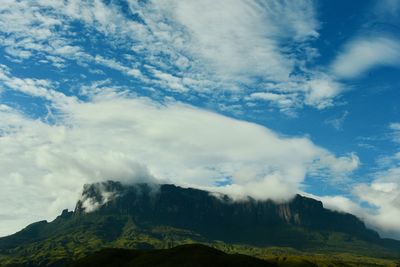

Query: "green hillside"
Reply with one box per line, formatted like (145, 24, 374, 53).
(0, 182, 399, 267)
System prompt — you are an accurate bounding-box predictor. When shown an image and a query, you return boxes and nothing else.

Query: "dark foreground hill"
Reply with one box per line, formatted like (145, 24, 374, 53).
(66, 244, 278, 267)
(0, 181, 400, 266)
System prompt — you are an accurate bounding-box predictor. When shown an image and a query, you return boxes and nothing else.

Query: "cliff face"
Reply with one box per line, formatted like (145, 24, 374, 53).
(74, 181, 378, 244)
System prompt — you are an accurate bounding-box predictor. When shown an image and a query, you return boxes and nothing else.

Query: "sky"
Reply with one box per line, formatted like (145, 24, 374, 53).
(0, 0, 400, 239)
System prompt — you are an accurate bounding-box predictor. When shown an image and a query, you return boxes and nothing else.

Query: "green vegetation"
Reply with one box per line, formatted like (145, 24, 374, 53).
(1, 182, 399, 266)
(1, 214, 399, 267)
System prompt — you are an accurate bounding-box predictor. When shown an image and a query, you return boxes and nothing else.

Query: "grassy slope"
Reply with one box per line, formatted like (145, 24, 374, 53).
(0, 214, 399, 267)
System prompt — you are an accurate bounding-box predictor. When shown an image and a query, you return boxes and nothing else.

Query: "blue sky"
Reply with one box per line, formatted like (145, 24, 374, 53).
(0, 0, 400, 239)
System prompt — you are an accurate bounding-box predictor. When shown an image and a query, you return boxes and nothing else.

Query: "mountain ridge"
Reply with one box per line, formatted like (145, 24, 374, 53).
(1, 181, 399, 266)
(74, 181, 380, 245)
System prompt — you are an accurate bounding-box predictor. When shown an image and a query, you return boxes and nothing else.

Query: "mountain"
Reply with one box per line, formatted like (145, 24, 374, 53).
(75, 182, 378, 244)
(0, 181, 400, 266)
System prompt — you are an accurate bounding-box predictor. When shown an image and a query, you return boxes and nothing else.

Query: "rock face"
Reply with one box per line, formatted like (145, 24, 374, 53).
(74, 181, 379, 245)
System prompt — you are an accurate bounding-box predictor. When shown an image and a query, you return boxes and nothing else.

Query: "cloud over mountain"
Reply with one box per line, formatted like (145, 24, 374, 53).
(0, 92, 358, 236)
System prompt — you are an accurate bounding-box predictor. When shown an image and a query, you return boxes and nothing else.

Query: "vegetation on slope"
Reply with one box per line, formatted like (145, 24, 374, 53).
(1, 182, 400, 266)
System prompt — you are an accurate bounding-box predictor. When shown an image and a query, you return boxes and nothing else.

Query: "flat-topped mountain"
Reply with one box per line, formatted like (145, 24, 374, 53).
(74, 181, 378, 245)
(0, 181, 399, 266)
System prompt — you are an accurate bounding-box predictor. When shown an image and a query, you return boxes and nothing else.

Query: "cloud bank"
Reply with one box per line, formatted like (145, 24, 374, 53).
(0, 91, 358, 236)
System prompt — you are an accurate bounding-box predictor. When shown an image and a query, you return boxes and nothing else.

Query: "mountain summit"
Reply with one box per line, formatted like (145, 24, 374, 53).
(0, 181, 399, 266)
(75, 181, 378, 246)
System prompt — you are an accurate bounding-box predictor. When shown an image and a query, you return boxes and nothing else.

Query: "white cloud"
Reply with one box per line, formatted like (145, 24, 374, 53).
(352, 172, 400, 239)
(4, 47, 32, 59)
(312, 175, 400, 239)
(93, 55, 143, 78)
(248, 73, 344, 112)
(152, 69, 187, 92)
(247, 92, 298, 112)
(390, 123, 400, 143)
(0, 93, 358, 236)
(0, 65, 73, 107)
(148, 0, 291, 82)
(314, 124, 400, 239)
(320, 153, 360, 174)
(303, 75, 343, 109)
(331, 36, 400, 79)
(355, 123, 400, 237)
(317, 195, 364, 215)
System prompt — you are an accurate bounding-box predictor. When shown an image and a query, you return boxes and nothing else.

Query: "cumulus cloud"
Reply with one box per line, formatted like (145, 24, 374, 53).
(353, 177, 400, 238)
(320, 170, 400, 240)
(356, 123, 400, 238)
(331, 36, 400, 79)
(314, 123, 400, 239)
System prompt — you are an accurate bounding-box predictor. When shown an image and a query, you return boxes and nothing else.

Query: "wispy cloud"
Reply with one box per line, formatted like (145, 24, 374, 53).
(0, 64, 72, 107)
(325, 111, 349, 131)
(142, 0, 318, 82)
(373, 0, 400, 22)
(0, 0, 349, 111)
(331, 36, 400, 79)
(389, 122, 400, 143)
